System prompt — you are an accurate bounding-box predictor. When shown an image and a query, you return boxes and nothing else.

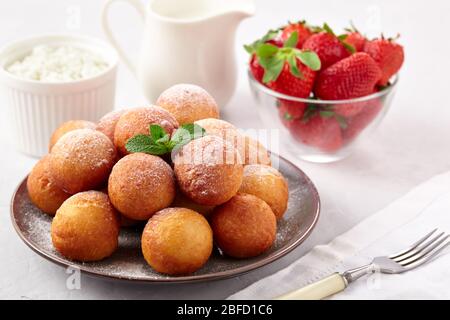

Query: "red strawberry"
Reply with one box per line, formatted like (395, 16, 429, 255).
(303, 32, 351, 69)
(291, 115, 343, 152)
(344, 32, 366, 52)
(250, 54, 264, 82)
(245, 30, 321, 98)
(278, 99, 306, 128)
(315, 52, 382, 100)
(334, 88, 377, 117)
(334, 102, 366, 118)
(268, 61, 317, 98)
(363, 37, 404, 85)
(343, 98, 383, 142)
(281, 22, 313, 48)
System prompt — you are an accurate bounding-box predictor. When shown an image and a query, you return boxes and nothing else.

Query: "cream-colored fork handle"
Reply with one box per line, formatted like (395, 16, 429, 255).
(275, 273, 347, 300)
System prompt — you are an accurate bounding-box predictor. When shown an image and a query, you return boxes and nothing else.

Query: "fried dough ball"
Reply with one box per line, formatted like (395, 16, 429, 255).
(27, 155, 71, 215)
(114, 106, 179, 155)
(108, 153, 176, 220)
(171, 190, 215, 216)
(141, 208, 213, 275)
(49, 120, 96, 152)
(49, 129, 116, 194)
(195, 118, 237, 139)
(195, 118, 271, 165)
(156, 84, 220, 125)
(51, 191, 120, 262)
(211, 193, 276, 258)
(96, 110, 126, 142)
(239, 165, 289, 219)
(173, 135, 243, 206)
(241, 136, 272, 166)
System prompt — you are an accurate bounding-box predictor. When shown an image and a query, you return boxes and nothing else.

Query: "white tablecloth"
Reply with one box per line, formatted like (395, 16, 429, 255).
(1, 0, 450, 299)
(229, 171, 450, 300)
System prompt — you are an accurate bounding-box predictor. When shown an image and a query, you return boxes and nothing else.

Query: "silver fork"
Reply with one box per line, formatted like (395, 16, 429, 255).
(276, 229, 449, 300)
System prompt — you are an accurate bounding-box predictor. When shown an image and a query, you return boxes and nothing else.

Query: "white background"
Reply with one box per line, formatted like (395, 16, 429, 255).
(0, 0, 449, 299)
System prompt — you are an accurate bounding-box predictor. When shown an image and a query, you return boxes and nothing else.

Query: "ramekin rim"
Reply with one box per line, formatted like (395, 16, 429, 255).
(0, 33, 119, 87)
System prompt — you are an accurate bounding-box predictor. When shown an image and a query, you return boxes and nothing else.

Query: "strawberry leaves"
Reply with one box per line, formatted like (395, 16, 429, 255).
(244, 29, 280, 54)
(301, 104, 348, 129)
(284, 30, 299, 48)
(249, 31, 321, 84)
(125, 124, 206, 155)
(320, 23, 356, 54)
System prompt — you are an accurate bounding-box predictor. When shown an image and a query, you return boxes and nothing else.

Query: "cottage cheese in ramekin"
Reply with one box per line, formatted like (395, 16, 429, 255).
(7, 45, 109, 82)
(0, 34, 118, 157)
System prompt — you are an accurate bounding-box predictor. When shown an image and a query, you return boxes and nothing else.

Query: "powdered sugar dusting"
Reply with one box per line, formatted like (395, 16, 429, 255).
(51, 129, 116, 170)
(11, 155, 320, 281)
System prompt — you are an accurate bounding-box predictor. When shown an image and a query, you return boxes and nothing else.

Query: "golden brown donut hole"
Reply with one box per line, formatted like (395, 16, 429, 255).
(141, 207, 213, 275)
(173, 135, 243, 206)
(51, 191, 120, 262)
(49, 129, 117, 194)
(211, 193, 277, 258)
(27, 155, 71, 215)
(96, 110, 126, 143)
(113, 106, 179, 155)
(194, 118, 271, 166)
(49, 120, 96, 152)
(239, 165, 289, 219)
(108, 153, 176, 220)
(156, 84, 220, 125)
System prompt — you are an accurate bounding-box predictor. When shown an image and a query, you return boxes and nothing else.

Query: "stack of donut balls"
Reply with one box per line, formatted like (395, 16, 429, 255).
(26, 84, 289, 275)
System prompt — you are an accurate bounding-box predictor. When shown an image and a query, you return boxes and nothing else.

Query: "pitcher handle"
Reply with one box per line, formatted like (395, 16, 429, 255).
(101, 0, 146, 76)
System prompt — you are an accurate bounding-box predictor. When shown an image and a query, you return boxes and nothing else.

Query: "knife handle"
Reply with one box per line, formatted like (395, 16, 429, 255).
(275, 273, 347, 300)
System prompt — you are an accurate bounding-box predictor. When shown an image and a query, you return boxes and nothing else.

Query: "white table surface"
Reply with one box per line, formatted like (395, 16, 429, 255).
(1, 0, 449, 300)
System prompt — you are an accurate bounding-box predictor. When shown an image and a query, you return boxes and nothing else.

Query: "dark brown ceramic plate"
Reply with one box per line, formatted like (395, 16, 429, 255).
(10, 155, 320, 283)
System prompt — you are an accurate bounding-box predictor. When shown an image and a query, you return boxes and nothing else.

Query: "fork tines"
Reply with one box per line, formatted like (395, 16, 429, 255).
(389, 229, 449, 270)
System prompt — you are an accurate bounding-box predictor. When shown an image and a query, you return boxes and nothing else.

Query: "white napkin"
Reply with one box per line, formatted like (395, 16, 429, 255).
(229, 171, 450, 300)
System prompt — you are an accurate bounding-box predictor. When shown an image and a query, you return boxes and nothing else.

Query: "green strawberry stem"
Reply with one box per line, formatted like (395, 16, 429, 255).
(255, 31, 321, 84)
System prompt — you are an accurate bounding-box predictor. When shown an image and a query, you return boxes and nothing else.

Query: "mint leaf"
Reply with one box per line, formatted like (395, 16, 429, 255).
(171, 124, 206, 149)
(125, 134, 165, 155)
(156, 134, 170, 144)
(296, 51, 321, 71)
(256, 44, 278, 58)
(284, 31, 299, 48)
(149, 124, 167, 141)
(181, 123, 206, 139)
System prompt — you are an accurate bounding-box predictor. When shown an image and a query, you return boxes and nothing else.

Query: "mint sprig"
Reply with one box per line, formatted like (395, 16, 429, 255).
(125, 124, 206, 155)
(254, 31, 321, 84)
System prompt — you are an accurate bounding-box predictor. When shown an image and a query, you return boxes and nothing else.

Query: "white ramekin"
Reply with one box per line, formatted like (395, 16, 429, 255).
(0, 33, 118, 157)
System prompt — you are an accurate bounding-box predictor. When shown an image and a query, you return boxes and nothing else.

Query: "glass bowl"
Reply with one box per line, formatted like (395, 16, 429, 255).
(248, 70, 398, 163)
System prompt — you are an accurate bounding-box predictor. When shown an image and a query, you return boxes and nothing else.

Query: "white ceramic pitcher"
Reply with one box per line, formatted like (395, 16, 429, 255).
(102, 0, 255, 107)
